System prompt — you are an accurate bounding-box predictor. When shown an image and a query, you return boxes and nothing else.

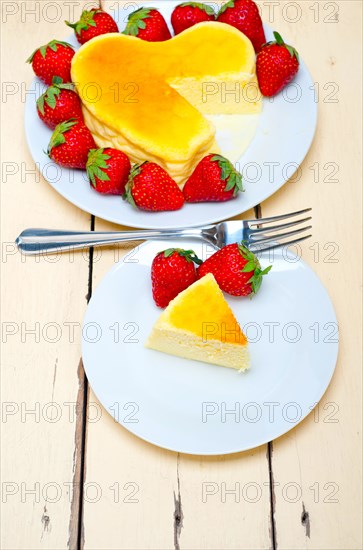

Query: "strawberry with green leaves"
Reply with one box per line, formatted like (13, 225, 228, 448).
(66, 9, 119, 45)
(123, 7, 171, 42)
(256, 32, 300, 97)
(27, 40, 75, 85)
(217, 0, 266, 52)
(36, 77, 83, 129)
(171, 3, 215, 35)
(47, 119, 96, 169)
(151, 248, 202, 307)
(183, 154, 243, 202)
(197, 243, 272, 296)
(124, 161, 184, 212)
(86, 148, 131, 195)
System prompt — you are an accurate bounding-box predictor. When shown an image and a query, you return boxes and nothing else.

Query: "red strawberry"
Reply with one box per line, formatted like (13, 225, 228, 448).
(197, 243, 271, 296)
(217, 0, 266, 52)
(36, 77, 83, 129)
(124, 162, 184, 212)
(123, 7, 171, 42)
(47, 120, 96, 169)
(183, 154, 243, 202)
(66, 9, 119, 45)
(26, 40, 75, 85)
(86, 148, 131, 195)
(171, 2, 215, 35)
(256, 32, 300, 97)
(151, 248, 202, 307)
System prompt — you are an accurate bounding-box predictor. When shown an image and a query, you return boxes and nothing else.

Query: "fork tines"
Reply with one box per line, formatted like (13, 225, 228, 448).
(247, 208, 312, 253)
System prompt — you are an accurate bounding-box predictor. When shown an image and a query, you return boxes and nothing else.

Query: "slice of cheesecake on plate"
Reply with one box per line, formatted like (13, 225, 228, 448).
(146, 273, 250, 371)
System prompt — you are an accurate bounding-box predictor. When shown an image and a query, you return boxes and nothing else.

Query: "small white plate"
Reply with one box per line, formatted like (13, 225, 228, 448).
(24, 1, 317, 229)
(82, 240, 338, 455)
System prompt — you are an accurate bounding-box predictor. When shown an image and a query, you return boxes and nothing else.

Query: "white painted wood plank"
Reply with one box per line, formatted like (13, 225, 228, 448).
(1, 3, 92, 548)
(259, 2, 362, 548)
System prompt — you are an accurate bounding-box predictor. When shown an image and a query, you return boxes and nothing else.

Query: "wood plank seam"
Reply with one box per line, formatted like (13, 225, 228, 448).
(267, 442, 277, 550)
(173, 454, 184, 550)
(301, 502, 311, 538)
(255, 202, 277, 550)
(67, 358, 87, 550)
(68, 215, 95, 550)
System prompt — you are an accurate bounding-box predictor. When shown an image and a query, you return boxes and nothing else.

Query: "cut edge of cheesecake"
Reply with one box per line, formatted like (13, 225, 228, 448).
(81, 104, 219, 185)
(146, 273, 250, 372)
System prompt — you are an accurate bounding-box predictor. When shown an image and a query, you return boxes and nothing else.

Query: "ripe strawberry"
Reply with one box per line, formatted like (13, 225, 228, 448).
(217, 0, 266, 52)
(26, 40, 75, 85)
(256, 32, 300, 97)
(171, 2, 215, 35)
(47, 120, 96, 169)
(86, 148, 131, 195)
(123, 7, 171, 41)
(124, 162, 184, 212)
(151, 248, 202, 307)
(183, 154, 243, 202)
(197, 243, 271, 296)
(66, 9, 119, 45)
(36, 77, 83, 129)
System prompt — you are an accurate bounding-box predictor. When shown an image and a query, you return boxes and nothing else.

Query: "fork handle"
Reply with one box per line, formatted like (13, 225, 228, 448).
(15, 228, 205, 255)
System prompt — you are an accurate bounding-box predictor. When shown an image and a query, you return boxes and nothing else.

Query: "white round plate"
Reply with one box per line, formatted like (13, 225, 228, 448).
(25, 1, 317, 229)
(82, 240, 338, 455)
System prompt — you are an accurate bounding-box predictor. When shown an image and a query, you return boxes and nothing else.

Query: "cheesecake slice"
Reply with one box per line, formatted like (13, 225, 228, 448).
(146, 274, 250, 371)
(71, 22, 261, 184)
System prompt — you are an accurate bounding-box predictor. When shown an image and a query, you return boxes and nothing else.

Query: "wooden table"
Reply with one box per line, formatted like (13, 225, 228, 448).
(1, 1, 362, 548)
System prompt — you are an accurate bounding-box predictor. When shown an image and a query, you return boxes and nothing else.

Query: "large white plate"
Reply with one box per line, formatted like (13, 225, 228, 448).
(25, 1, 317, 229)
(82, 240, 338, 455)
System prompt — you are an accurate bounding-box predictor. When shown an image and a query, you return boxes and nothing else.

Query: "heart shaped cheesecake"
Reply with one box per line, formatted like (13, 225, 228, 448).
(71, 22, 261, 184)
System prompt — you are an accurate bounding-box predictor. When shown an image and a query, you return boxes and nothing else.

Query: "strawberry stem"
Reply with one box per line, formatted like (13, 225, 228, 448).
(36, 77, 75, 114)
(123, 7, 154, 36)
(123, 162, 148, 207)
(86, 148, 111, 187)
(47, 119, 77, 156)
(218, 0, 235, 16)
(238, 243, 272, 294)
(211, 154, 244, 196)
(179, 2, 215, 16)
(26, 40, 73, 63)
(163, 248, 202, 265)
(65, 9, 101, 35)
(271, 31, 299, 61)
(273, 31, 284, 45)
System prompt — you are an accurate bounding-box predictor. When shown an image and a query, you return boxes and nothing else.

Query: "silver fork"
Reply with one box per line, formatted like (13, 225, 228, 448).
(15, 208, 312, 255)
